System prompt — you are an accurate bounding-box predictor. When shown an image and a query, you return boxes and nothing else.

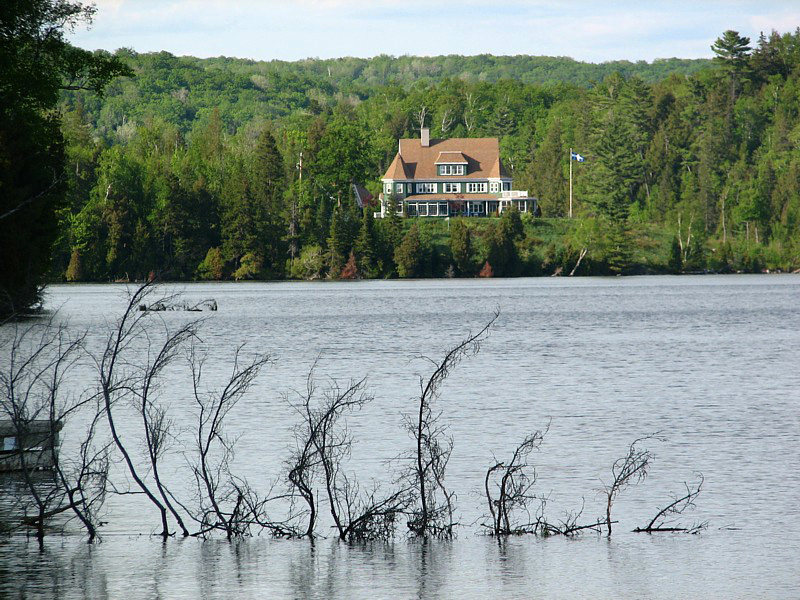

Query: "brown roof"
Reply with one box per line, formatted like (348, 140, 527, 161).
(435, 151, 468, 164)
(382, 137, 509, 180)
(383, 153, 410, 179)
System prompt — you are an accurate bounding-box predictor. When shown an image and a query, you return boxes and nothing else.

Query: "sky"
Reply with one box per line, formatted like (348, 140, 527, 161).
(68, 1, 800, 63)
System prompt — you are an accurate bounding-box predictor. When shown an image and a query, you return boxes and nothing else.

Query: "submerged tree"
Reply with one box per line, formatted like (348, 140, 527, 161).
(188, 346, 289, 539)
(601, 435, 660, 536)
(1, 319, 109, 541)
(286, 364, 407, 540)
(483, 426, 547, 535)
(405, 312, 498, 538)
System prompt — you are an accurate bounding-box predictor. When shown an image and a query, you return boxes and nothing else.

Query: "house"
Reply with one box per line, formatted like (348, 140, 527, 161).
(379, 128, 535, 218)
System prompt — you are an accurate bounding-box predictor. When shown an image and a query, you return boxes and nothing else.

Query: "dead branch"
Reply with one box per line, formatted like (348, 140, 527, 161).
(96, 281, 196, 537)
(1, 317, 108, 541)
(405, 311, 499, 538)
(634, 475, 704, 533)
(286, 363, 408, 541)
(537, 497, 604, 537)
(569, 248, 588, 276)
(483, 425, 548, 535)
(602, 434, 661, 536)
(188, 344, 277, 539)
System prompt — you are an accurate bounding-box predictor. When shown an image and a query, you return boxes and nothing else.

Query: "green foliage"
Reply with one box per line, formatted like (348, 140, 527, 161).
(354, 208, 378, 278)
(197, 247, 225, 280)
(0, 0, 129, 314)
(65, 249, 83, 281)
(289, 244, 325, 280)
(7, 25, 800, 287)
(395, 223, 430, 278)
(449, 219, 474, 275)
(668, 237, 683, 273)
(233, 252, 263, 280)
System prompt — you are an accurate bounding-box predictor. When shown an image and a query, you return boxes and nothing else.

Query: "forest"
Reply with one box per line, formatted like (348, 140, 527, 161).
(4, 14, 800, 313)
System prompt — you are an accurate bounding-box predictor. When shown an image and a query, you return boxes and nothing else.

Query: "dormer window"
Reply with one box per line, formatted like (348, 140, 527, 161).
(435, 151, 468, 176)
(438, 164, 466, 176)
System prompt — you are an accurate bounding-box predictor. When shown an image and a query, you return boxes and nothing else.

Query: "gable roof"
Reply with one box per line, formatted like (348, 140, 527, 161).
(382, 137, 509, 180)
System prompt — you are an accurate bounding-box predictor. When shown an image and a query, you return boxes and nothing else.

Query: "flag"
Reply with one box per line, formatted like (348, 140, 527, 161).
(571, 151, 585, 162)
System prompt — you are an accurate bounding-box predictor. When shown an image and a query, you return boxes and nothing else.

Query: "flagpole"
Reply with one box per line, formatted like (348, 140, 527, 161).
(569, 147, 573, 219)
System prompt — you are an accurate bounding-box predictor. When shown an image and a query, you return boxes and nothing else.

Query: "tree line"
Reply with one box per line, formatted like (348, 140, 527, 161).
(51, 29, 800, 286)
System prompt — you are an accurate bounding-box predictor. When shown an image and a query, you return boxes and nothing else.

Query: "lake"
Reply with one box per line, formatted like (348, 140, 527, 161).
(1, 275, 799, 599)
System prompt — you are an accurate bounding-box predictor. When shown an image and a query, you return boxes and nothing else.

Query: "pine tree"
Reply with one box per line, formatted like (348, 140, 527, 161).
(395, 223, 428, 278)
(354, 208, 377, 277)
(252, 126, 286, 276)
(327, 206, 349, 277)
(449, 218, 474, 275)
(711, 30, 752, 103)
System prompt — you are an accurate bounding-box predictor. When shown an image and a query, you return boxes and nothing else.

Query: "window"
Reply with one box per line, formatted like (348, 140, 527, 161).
(467, 182, 487, 193)
(490, 182, 499, 193)
(418, 203, 428, 216)
(416, 183, 435, 194)
(384, 183, 392, 194)
(443, 182, 460, 193)
(3, 437, 17, 452)
(439, 202, 448, 216)
(407, 184, 412, 193)
(407, 203, 418, 217)
(439, 164, 466, 176)
(503, 181, 511, 191)
(395, 183, 403, 194)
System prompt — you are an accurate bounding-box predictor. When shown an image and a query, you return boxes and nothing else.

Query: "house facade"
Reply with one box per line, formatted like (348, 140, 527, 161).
(379, 128, 535, 218)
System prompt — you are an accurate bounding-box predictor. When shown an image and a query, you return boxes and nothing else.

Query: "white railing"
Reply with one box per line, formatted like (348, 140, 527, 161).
(501, 190, 529, 198)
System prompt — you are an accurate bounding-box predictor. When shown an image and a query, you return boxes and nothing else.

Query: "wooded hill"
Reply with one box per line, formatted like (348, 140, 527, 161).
(52, 30, 800, 283)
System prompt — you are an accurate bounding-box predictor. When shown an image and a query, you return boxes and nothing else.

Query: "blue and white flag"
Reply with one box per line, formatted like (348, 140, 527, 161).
(571, 151, 585, 162)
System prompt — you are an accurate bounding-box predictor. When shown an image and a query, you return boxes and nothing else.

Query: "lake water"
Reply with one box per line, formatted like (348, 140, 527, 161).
(1, 275, 799, 599)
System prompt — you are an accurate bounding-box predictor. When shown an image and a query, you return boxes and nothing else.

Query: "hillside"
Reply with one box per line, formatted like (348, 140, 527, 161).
(50, 30, 800, 284)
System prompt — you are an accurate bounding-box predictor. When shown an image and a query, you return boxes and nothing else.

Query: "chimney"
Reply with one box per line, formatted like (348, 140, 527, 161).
(421, 127, 430, 147)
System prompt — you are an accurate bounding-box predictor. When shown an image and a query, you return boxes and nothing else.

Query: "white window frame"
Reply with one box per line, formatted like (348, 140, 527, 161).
(443, 182, 461, 193)
(418, 203, 428, 216)
(416, 183, 435, 194)
(467, 182, 487, 193)
(490, 181, 499, 193)
(439, 164, 466, 176)
(384, 183, 392, 194)
(503, 181, 511, 191)
(395, 183, 403, 194)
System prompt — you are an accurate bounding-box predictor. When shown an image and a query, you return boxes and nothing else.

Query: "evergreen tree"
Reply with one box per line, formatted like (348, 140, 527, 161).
(327, 206, 349, 276)
(530, 118, 568, 217)
(711, 30, 752, 102)
(252, 126, 286, 276)
(449, 218, 474, 275)
(354, 208, 377, 277)
(395, 223, 429, 278)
